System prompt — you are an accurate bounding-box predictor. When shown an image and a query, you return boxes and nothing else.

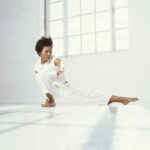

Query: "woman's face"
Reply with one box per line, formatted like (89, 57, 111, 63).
(40, 46, 52, 61)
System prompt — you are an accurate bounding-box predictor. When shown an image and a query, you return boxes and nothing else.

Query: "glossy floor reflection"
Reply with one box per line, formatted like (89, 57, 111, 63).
(0, 102, 150, 150)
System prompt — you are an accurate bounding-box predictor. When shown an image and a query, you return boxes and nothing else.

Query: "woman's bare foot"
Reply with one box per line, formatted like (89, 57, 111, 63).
(122, 97, 139, 105)
(108, 95, 139, 105)
(41, 99, 56, 107)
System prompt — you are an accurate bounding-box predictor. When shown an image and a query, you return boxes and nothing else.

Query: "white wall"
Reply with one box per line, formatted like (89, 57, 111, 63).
(0, 0, 150, 109)
(0, 0, 44, 104)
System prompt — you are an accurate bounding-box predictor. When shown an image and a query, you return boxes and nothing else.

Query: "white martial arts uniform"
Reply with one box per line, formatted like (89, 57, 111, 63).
(33, 54, 112, 105)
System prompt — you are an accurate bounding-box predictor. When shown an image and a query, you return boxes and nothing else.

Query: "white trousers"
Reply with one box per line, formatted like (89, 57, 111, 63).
(35, 72, 112, 105)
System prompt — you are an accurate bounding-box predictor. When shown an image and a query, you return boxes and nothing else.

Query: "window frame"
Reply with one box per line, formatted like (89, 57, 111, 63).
(44, 0, 130, 58)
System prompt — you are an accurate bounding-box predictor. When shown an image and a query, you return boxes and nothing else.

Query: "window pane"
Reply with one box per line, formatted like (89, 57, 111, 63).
(96, 11, 111, 31)
(96, 0, 110, 11)
(53, 38, 64, 56)
(82, 14, 95, 34)
(82, 34, 95, 54)
(68, 36, 81, 55)
(115, 8, 129, 28)
(116, 29, 130, 50)
(81, 0, 94, 14)
(50, 2, 63, 21)
(68, 0, 80, 17)
(115, 0, 128, 8)
(97, 32, 112, 51)
(68, 17, 80, 36)
(50, 20, 63, 38)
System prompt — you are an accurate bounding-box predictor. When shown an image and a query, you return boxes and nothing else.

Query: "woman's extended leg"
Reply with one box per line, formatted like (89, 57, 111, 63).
(56, 84, 139, 106)
(35, 72, 56, 107)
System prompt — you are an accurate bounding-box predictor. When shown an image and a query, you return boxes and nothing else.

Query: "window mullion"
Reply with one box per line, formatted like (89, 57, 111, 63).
(94, 0, 97, 53)
(110, 0, 116, 52)
(80, 0, 82, 55)
(45, 0, 50, 36)
(64, 0, 68, 57)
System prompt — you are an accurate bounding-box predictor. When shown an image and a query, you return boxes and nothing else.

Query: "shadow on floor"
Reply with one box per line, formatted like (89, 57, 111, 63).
(82, 105, 117, 150)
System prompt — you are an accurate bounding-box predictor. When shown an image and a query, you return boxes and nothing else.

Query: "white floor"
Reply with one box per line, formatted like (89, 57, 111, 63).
(0, 101, 150, 150)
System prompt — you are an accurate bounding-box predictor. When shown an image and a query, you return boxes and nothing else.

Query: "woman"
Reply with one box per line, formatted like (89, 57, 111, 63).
(34, 36, 139, 107)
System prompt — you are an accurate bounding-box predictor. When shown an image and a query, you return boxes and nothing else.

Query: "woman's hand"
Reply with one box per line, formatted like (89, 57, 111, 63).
(54, 57, 65, 79)
(56, 68, 64, 79)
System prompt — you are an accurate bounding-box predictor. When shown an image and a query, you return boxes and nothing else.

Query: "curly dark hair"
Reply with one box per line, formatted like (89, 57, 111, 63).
(35, 36, 53, 56)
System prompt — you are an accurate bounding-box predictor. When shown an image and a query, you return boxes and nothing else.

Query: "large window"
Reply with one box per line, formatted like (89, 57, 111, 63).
(45, 0, 130, 57)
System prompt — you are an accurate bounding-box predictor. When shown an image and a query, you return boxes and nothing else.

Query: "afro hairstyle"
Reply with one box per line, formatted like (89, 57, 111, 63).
(35, 36, 53, 56)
